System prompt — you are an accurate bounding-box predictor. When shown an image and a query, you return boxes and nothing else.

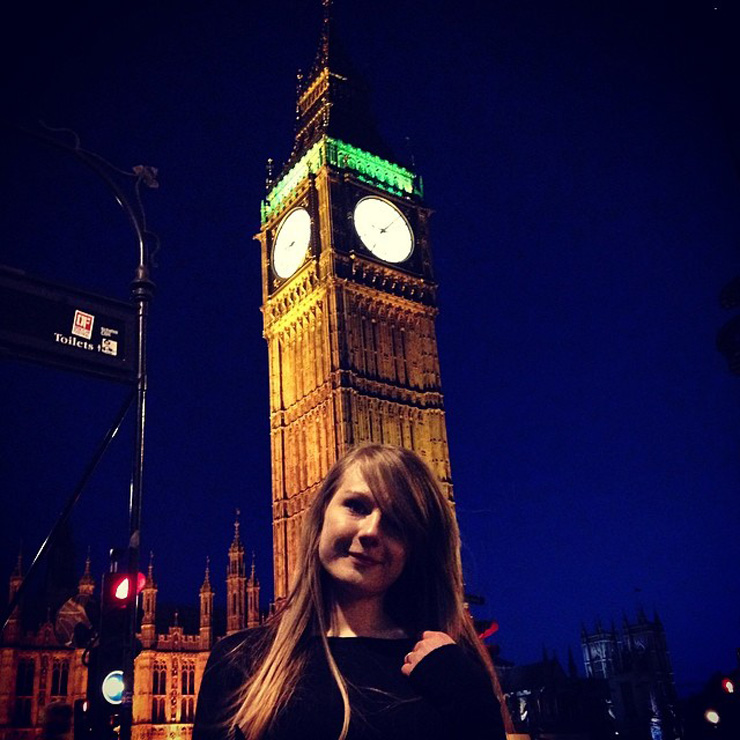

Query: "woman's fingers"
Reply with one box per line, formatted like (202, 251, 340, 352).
(401, 630, 455, 676)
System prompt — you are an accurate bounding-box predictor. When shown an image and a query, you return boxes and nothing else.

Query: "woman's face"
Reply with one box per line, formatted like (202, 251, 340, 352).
(318, 464, 407, 601)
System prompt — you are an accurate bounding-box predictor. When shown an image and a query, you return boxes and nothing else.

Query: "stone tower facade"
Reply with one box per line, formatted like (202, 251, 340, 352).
(256, 3, 454, 599)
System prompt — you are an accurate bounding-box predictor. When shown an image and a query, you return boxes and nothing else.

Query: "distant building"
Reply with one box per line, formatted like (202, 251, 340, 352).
(499, 649, 614, 739)
(581, 609, 681, 739)
(0, 514, 261, 739)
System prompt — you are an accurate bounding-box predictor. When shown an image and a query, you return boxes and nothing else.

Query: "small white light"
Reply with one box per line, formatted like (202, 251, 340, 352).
(704, 708, 720, 725)
(102, 670, 125, 705)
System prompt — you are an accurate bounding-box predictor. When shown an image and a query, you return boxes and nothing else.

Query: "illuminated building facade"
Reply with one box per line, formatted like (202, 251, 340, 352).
(256, 5, 454, 599)
(0, 516, 260, 740)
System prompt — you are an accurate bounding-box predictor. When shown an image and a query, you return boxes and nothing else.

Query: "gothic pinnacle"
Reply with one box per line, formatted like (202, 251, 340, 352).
(202, 556, 212, 589)
(233, 508, 241, 541)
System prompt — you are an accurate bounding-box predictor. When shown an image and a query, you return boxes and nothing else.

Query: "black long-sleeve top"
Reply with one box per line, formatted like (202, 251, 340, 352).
(193, 629, 505, 740)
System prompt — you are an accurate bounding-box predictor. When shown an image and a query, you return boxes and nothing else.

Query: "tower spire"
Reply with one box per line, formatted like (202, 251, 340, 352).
(140, 550, 158, 647)
(77, 547, 95, 598)
(319, 0, 334, 67)
(226, 510, 246, 635)
(286, 0, 392, 170)
(231, 508, 242, 548)
(199, 555, 215, 649)
(202, 555, 211, 588)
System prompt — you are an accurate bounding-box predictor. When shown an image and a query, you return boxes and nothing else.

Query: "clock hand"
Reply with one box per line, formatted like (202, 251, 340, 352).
(378, 218, 397, 234)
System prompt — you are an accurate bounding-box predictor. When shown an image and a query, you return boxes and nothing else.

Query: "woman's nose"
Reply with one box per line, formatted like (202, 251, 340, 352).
(358, 510, 381, 539)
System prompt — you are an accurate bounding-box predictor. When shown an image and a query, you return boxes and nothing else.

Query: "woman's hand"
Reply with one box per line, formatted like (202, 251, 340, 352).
(401, 630, 455, 676)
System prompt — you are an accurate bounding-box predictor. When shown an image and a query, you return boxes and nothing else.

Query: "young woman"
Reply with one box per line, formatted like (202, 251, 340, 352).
(193, 443, 505, 740)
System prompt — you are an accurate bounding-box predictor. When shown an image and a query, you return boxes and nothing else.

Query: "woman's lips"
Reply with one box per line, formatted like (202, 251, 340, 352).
(347, 551, 381, 566)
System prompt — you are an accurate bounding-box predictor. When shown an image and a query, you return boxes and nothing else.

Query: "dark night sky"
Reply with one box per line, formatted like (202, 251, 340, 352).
(2, 0, 739, 697)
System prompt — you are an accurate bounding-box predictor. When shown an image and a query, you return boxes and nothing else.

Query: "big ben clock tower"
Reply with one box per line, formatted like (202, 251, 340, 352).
(257, 2, 454, 598)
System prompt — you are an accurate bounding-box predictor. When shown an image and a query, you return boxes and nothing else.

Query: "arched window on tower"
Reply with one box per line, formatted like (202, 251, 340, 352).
(13, 659, 34, 726)
(181, 697, 195, 723)
(362, 316, 378, 377)
(181, 661, 196, 722)
(51, 659, 69, 696)
(152, 660, 167, 723)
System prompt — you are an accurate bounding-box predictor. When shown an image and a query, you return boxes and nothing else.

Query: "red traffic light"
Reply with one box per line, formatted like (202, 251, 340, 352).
(112, 572, 146, 601)
(103, 571, 145, 608)
(721, 677, 735, 694)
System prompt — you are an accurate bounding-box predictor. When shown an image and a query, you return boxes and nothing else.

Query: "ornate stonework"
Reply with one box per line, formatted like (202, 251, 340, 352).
(256, 13, 453, 599)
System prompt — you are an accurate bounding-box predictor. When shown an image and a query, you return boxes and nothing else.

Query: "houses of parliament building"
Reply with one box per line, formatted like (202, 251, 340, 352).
(0, 515, 260, 740)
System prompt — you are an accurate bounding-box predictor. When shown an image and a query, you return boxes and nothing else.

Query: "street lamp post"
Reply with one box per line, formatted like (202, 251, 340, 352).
(10, 124, 158, 740)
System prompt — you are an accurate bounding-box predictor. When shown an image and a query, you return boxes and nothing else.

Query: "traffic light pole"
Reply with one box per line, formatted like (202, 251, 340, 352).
(120, 260, 154, 739)
(12, 125, 158, 740)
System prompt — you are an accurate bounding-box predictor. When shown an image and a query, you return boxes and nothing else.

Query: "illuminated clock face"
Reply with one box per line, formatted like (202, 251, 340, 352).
(353, 197, 414, 263)
(272, 208, 311, 279)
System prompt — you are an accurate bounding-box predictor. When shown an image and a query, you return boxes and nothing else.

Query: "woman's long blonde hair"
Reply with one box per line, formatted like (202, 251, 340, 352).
(227, 443, 496, 740)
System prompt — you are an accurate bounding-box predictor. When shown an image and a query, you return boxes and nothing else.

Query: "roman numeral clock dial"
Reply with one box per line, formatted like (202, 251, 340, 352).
(353, 196, 414, 263)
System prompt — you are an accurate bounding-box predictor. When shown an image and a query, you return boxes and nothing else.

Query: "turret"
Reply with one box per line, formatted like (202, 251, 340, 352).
(199, 556, 215, 648)
(226, 510, 246, 635)
(581, 617, 619, 679)
(140, 552, 158, 648)
(246, 553, 261, 629)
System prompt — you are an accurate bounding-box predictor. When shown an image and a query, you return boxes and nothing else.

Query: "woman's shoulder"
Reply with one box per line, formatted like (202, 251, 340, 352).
(195, 630, 270, 740)
(205, 626, 271, 674)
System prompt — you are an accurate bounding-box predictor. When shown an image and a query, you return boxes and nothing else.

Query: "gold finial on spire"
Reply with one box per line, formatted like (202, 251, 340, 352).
(320, 0, 333, 65)
(230, 508, 244, 552)
(78, 547, 95, 585)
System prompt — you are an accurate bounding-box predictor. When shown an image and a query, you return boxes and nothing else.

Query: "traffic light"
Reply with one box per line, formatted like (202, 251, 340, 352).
(697, 673, 740, 738)
(87, 549, 144, 738)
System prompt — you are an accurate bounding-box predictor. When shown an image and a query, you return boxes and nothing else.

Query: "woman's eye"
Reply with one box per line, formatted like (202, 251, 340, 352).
(345, 498, 369, 515)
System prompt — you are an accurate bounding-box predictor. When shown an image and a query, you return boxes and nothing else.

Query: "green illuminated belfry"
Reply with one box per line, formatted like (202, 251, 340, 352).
(262, 1, 422, 222)
(256, 1, 453, 599)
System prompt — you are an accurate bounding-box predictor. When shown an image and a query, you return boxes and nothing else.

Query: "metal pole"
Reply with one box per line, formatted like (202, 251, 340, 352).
(120, 262, 154, 740)
(11, 125, 157, 740)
